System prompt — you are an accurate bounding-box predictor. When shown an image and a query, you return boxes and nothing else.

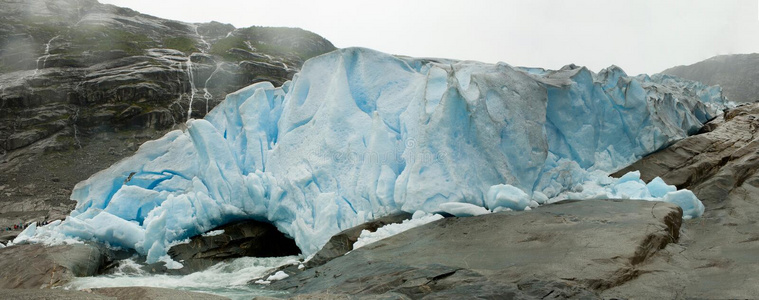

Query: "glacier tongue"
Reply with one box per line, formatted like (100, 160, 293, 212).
(17, 48, 726, 262)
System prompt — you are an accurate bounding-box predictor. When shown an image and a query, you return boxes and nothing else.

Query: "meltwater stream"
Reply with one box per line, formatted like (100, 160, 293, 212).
(66, 256, 299, 300)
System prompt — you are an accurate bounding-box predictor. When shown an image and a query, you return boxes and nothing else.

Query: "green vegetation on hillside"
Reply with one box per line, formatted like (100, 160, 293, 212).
(162, 36, 199, 54)
(210, 26, 335, 61)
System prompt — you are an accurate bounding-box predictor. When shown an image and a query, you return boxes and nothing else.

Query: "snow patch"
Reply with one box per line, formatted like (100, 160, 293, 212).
(438, 202, 491, 217)
(202, 229, 225, 237)
(353, 211, 444, 250)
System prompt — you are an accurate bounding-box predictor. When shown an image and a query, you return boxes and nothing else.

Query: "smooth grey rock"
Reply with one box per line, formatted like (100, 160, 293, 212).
(0, 289, 113, 300)
(0, 243, 109, 289)
(91, 287, 229, 300)
(270, 199, 681, 299)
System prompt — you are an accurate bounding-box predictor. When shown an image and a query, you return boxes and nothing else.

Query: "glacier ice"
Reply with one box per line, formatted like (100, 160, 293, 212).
(266, 270, 290, 281)
(487, 184, 531, 211)
(16, 47, 726, 263)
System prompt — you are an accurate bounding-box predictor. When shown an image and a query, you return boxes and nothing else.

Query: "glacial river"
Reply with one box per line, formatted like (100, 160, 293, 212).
(65, 256, 299, 300)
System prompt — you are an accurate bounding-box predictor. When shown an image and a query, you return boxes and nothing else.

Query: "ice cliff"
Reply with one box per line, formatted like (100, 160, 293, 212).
(16, 48, 726, 263)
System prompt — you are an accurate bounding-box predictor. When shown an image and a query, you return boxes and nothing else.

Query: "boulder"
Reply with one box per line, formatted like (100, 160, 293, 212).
(167, 220, 300, 273)
(0, 243, 110, 289)
(270, 199, 682, 299)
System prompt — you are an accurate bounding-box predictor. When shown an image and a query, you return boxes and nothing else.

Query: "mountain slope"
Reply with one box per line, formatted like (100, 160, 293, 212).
(0, 0, 335, 228)
(661, 53, 759, 103)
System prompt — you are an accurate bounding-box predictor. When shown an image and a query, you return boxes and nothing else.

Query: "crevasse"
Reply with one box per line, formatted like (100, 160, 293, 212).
(16, 48, 726, 263)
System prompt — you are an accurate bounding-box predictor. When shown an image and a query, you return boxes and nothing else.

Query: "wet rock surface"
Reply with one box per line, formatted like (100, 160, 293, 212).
(166, 220, 300, 274)
(605, 102, 759, 299)
(0, 0, 335, 229)
(0, 243, 111, 289)
(269, 199, 682, 299)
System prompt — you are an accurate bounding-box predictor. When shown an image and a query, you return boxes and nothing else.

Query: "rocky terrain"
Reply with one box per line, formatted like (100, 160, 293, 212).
(606, 102, 759, 298)
(662, 53, 759, 103)
(269, 199, 681, 299)
(0, 0, 336, 230)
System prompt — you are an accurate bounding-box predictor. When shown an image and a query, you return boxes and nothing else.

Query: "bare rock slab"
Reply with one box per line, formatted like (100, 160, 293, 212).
(91, 287, 229, 300)
(271, 199, 682, 299)
(0, 243, 108, 289)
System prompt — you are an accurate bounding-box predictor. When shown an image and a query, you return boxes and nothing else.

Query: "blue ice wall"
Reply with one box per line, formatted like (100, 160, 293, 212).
(18, 48, 725, 263)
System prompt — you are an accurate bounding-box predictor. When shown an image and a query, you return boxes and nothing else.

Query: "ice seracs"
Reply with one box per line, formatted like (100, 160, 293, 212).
(16, 47, 727, 263)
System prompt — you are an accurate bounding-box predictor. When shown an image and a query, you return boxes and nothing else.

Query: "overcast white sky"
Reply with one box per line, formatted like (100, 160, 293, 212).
(100, 0, 759, 75)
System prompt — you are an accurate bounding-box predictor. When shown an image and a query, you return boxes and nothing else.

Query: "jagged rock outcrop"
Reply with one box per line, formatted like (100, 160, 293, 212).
(268, 199, 682, 299)
(604, 103, 759, 299)
(0, 0, 335, 229)
(661, 53, 759, 103)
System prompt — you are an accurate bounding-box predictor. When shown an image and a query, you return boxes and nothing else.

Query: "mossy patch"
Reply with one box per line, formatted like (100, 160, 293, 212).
(163, 36, 199, 54)
(209, 36, 247, 60)
(210, 26, 335, 61)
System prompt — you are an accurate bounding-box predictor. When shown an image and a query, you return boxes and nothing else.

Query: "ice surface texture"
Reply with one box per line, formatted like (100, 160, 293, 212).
(18, 48, 725, 262)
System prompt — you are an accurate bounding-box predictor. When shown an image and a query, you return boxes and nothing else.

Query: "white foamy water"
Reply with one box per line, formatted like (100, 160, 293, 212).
(67, 256, 299, 300)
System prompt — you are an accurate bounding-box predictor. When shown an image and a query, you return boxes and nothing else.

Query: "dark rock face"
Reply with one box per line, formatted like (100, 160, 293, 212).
(167, 220, 300, 273)
(269, 200, 682, 299)
(0, 0, 336, 229)
(0, 243, 111, 289)
(661, 53, 759, 103)
(605, 103, 759, 298)
(305, 212, 412, 268)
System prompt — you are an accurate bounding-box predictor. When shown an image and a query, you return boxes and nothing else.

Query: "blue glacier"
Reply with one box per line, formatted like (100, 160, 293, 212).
(14, 48, 726, 264)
